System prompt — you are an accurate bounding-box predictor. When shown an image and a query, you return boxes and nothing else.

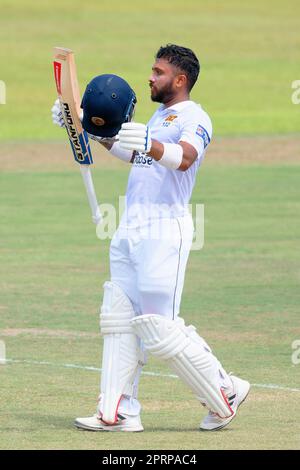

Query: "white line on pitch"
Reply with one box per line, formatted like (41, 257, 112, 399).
(5, 358, 300, 393)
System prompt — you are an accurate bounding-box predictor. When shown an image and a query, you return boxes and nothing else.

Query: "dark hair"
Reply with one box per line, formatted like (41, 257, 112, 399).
(156, 44, 200, 91)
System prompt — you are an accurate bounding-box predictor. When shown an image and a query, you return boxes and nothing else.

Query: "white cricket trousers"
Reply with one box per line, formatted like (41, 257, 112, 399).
(107, 215, 231, 416)
(110, 215, 194, 319)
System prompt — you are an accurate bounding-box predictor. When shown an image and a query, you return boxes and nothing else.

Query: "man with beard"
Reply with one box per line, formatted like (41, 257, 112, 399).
(52, 44, 250, 432)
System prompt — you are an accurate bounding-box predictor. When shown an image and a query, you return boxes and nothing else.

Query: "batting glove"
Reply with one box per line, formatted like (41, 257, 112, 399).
(118, 122, 152, 153)
(51, 99, 65, 128)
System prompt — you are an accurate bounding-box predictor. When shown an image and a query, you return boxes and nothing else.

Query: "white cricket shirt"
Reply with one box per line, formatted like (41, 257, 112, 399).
(123, 100, 212, 225)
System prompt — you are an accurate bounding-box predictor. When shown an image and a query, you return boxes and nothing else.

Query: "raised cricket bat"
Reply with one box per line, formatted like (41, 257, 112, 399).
(53, 47, 102, 224)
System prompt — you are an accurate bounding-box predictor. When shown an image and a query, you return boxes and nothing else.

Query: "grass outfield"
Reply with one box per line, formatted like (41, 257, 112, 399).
(0, 140, 300, 450)
(0, 0, 300, 140)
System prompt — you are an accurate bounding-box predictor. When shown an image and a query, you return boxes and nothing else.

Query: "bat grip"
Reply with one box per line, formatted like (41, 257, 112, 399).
(79, 165, 102, 224)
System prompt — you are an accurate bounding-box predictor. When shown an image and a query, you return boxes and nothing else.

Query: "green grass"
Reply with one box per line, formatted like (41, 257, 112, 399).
(0, 0, 300, 140)
(1, 158, 300, 449)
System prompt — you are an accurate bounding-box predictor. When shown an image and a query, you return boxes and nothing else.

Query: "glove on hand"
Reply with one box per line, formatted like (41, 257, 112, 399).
(118, 122, 152, 153)
(51, 99, 84, 128)
(51, 99, 65, 128)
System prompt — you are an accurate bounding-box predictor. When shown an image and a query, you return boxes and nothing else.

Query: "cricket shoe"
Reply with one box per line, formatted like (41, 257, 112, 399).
(200, 375, 250, 431)
(74, 413, 144, 432)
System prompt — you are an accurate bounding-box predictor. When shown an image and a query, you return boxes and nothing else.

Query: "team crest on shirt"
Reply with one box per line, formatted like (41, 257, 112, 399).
(196, 124, 210, 148)
(162, 114, 178, 127)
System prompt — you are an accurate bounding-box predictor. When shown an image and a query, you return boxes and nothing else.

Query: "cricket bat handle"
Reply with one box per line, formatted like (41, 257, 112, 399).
(79, 165, 102, 225)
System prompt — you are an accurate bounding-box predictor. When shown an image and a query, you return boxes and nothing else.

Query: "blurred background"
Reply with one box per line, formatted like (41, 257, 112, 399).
(0, 0, 299, 140)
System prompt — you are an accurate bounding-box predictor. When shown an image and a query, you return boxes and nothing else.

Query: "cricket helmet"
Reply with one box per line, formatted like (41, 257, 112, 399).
(81, 74, 136, 138)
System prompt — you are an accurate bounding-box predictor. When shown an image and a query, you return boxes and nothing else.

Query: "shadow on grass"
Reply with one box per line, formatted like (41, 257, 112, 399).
(9, 413, 235, 435)
(10, 413, 75, 431)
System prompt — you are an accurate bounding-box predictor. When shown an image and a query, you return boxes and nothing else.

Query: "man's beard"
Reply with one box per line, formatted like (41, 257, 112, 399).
(150, 83, 175, 104)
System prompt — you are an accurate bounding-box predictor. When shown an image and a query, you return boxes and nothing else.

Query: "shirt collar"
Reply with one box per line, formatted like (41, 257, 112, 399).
(159, 100, 193, 113)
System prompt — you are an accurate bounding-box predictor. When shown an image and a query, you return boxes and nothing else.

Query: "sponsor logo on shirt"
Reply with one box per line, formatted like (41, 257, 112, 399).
(133, 152, 153, 167)
(195, 125, 210, 148)
(162, 114, 178, 127)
